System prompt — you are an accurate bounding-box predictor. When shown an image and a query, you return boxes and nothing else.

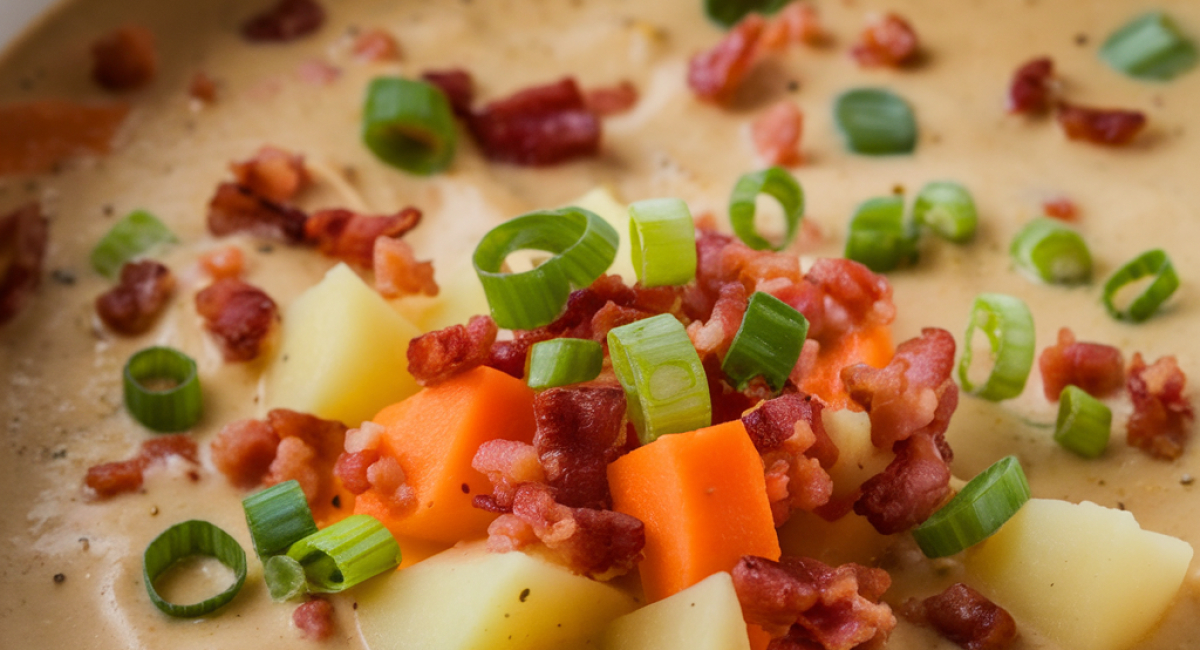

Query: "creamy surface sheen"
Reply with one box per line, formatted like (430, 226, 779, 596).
(1, 0, 1199, 648)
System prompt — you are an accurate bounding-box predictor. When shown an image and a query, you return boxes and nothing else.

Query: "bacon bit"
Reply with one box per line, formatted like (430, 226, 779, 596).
(199, 246, 245, 280)
(212, 419, 280, 488)
(688, 14, 766, 105)
(407, 315, 499, 386)
(85, 434, 199, 498)
(230, 146, 311, 205)
(760, 2, 825, 51)
(1056, 102, 1146, 146)
(188, 72, 218, 104)
(472, 440, 546, 512)
(856, 428, 953, 535)
(206, 182, 309, 243)
(744, 394, 836, 525)
(266, 437, 323, 502)
(353, 29, 401, 62)
(805, 258, 896, 341)
(365, 455, 417, 510)
(0, 203, 48, 326)
(333, 449, 378, 495)
(1007, 57, 1054, 114)
(534, 386, 627, 509)
(590, 301, 654, 343)
(374, 236, 438, 298)
(304, 207, 421, 268)
(140, 434, 200, 464)
(584, 81, 639, 117)
(421, 69, 475, 118)
(732, 555, 896, 648)
(486, 340, 532, 380)
(743, 393, 837, 467)
(752, 100, 804, 167)
(194, 278, 279, 362)
(1127, 353, 1194, 460)
(91, 25, 158, 92)
(0, 101, 130, 176)
(916, 583, 1018, 650)
(688, 282, 749, 360)
(242, 0, 326, 43)
(297, 59, 341, 85)
(95, 260, 176, 335)
(1038, 328, 1125, 401)
(1042, 197, 1078, 221)
(293, 597, 335, 640)
(851, 13, 920, 68)
(468, 77, 601, 166)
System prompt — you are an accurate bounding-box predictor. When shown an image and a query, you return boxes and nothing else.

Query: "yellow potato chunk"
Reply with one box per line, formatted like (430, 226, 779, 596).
(966, 498, 1194, 650)
(571, 186, 636, 284)
(822, 408, 892, 503)
(601, 572, 751, 650)
(356, 543, 639, 650)
(266, 263, 422, 426)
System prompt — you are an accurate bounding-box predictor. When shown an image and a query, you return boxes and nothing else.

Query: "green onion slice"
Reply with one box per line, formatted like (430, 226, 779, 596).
(1102, 249, 1179, 323)
(912, 181, 977, 243)
(473, 207, 619, 330)
(844, 195, 918, 273)
(629, 198, 698, 287)
(722, 292, 809, 391)
(912, 455, 1031, 558)
(264, 554, 308, 602)
(142, 520, 248, 617)
(242, 480, 318, 561)
(728, 166, 805, 252)
(90, 210, 177, 280)
(608, 314, 711, 445)
(957, 293, 1036, 401)
(1101, 12, 1197, 82)
(833, 88, 918, 156)
(123, 346, 203, 433)
(286, 514, 401, 593)
(526, 338, 604, 390)
(1010, 218, 1092, 285)
(1055, 385, 1113, 458)
(704, 0, 792, 28)
(362, 77, 458, 175)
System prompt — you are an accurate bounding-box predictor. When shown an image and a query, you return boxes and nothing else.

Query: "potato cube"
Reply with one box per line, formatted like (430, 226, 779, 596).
(602, 571, 751, 650)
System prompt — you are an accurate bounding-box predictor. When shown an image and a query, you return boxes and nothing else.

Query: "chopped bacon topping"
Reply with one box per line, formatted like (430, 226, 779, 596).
(1007, 57, 1054, 114)
(743, 393, 838, 468)
(1056, 102, 1146, 146)
(352, 29, 401, 62)
(856, 427, 953, 535)
(584, 81, 639, 117)
(408, 315, 499, 386)
(752, 100, 804, 167)
(304, 207, 422, 268)
(1127, 353, 1194, 460)
(242, 0, 326, 43)
(688, 14, 766, 105)
(468, 77, 601, 166)
(91, 25, 158, 92)
(1042, 197, 1078, 221)
(212, 419, 280, 488)
(914, 583, 1018, 650)
(0, 203, 48, 326)
(533, 386, 627, 509)
(199, 245, 245, 280)
(471, 439, 545, 512)
(293, 597, 335, 640)
(85, 434, 198, 498)
(374, 236, 438, 298)
(231, 146, 311, 205)
(687, 282, 748, 360)
(744, 394, 836, 525)
(760, 2, 825, 51)
(297, 59, 341, 86)
(188, 72, 218, 104)
(851, 13, 919, 68)
(194, 278, 279, 362)
(805, 258, 895, 342)
(733, 555, 895, 649)
(0, 101, 130, 176)
(421, 69, 476, 118)
(1037, 328, 1125, 401)
(95, 260, 176, 335)
(206, 182, 308, 244)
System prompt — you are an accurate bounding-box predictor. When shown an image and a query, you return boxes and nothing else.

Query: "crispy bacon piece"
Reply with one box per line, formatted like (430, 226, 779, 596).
(85, 434, 199, 498)
(0, 101, 130, 176)
(188, 72, 218, 104)
(352, 29, 401, 62)
(293, 597, 335, 640)
(1042, 197, 1078, 221)
(916, 583, 1018, 650)
(1056, 102, 1146, 146)
(199, 245, 245, 280)
(472, 440, 546, 512)
(140, 434, 201, 464)
(91, 25, 158, 92)
(687, 282, 748, 359)
(304, 207, 422, 268)
(733, 555, 895, 649)
(760, 2, 825, 51)
(468, 77, 601, 166)
(194, 278, 279, 362)
(230, 146, 311, 204)
(374, 236, 438, 298)
(242, 0, 325, 43)
(95, 260, 175, 335)
(688, 14, 766, 105)
(1007, 57, 1054, 114)
(297, 59, 341, 85)
(752, 100, 804, 166)
(407, 315, 499, 386)
(212, 419, 280, 488)
(743, 393, 837, 468)
(745, 394, 836, 525)
(421, 69, 475, 118)
(855, 429, 953, 534)
(1127, 353, 1194, 460)
(533, 386, 627, 509)
(1037, 328, 1124, 401)
(851, 13, 919, 68)
(0, 203, 48, 326)
(206, 182, 308, 243)
(805, 258, 896, 341)
(584, 81, 639, 117)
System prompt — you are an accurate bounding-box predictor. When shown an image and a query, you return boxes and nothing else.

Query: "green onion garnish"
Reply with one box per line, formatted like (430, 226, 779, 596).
(1102, 249, 1179, 323)
(526, 338, 604, 390)
(958, 293, 1036, 401)
(608, 314, 711, 445)
(833, 88, 918, 155)
(142, 520, 247, 617)
(1100, 12, 1197, 82)
(721, 291, 809, 391)
(911, 455, 1031, 558)
(362, 77, 458, 175)
(728, 166, 805, 252)
(264, 554, 308, 602)
(123, 346, 203, 433)
(1054, 385, 1113, 459)
(473, 207, 619, 330)
(704, 0, 792, 28)
(629, 198, 698, 287)
(844, 195, 918, 273)
(912, 181, 977, 243)
(1009, 217, 1092, 285)
(242, 480, 318, 561)
(90, 210, 177, 280)
(286, 514, 401, 593)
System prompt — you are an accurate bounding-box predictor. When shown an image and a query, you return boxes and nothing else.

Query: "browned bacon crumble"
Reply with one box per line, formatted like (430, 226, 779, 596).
(688, 14, 766, 105)
(91, 25, 158, 92)
(910, 583, 1018, 650)
(293, 597, 335, 640)
(188, 72, 218, 104)
(1038, 327, 1125, 401)
(207, 182, 309, 243)
(374, 236, 438, 298)
(95, 260, 175, 335)
(352, 29, 401, 62)
(1056, 102, 1146, 146)
(1007, 57, 1054, 114)
(230, 146, 311, 205)
(752, 100, 804, 167)
(304, 207, 422, 269)
(850, 13, 919, 68)
(421, 69, 476, 118)
(759, 2, 825, 50)
(533, 385, 628, 510)
(470, 439, 546, 512)
(194, 278, 279, 362)
(199, 245, 246, 280)
(468, 77, 602, 166)
(584, 81, 639, 117)
(1127, 353, 1194, 460)
(242, 0, 326, 43)
(0, 203, 48, 326)
(1042, 197, 1078, 221)
(407, 314, 498, 386)
(85, 434, 199, 498)
(745, 394, 836, 525)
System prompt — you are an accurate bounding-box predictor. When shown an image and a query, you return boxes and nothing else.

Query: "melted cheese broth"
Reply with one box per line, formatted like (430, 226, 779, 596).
(1, 0, 1198, 648)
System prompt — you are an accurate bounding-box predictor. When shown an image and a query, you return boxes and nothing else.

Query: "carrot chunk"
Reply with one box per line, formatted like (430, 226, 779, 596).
(799, 324, 893, 410)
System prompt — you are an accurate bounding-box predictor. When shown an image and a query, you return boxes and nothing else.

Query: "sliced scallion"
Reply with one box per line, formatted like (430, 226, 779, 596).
(526, 338, 603, 390)
(1055, 385, 1113, 458)
(704, 0, 792, 28)
(362, 77, 458, 175)
(833, 88, 917, 155)
(90, 210, 177, 280)
(1100, 12, 1197, 82)
(911, 455, 1031, 558)
(608, 314, 711, 445)
(287, 514, 401, 593)
(123, 346, 203, 433)
(958, 293, 1036, 401)
(728, 166, 805, 252)
(721, 291, 809, 391)
(629, 198, 697, 287)
(912, 181, 977, 243)
(142, 520, 247, 617)
(1102, 249, 1179, 323)
(844, 195, 918, 273)
(264, 554, 308, 602)
(1010, 217, 1092, 285)
(242, 480, 318, 561)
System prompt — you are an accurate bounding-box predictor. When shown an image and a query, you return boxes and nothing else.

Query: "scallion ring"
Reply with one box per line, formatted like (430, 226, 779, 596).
(911, 455, 1031, 558)
(287, 514, 401, 593)
(1054, 385, 1113, 458)
(1102, 249, 1179, 323)
(957, 293, 1036, 401)
(728, 166, 805, 252)
(721, 291, 809, 391)
(629, 197, 698, 286)
(704, 0, 792, 28)
(362, 77, 458, 175)
(833, 88, 918, 155)
(1100, 12, 1197, 82)
(90, 210, 177, 280)
(264, 554, 308, 602)
(123, 346, 203, 433)
(912, 181, 977, 243)
(1010, 217, 1092, 285)
(142, 520, 247, 617)
(242, 480, 318, 560)
(526, 338, 603, 390)
(844, 195, 918, 273)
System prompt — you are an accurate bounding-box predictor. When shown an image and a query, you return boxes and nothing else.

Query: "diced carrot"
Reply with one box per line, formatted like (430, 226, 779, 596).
(748, 625, 772, 650)
(800, 324, 893, 410)
(396, 536, 450, 570)
(352, 366, 537, 544)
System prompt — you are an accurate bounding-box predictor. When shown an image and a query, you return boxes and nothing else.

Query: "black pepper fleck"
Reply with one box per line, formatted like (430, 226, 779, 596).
(53, 573, 65, 584)
(461, 483, 470, 494)
(519, 588, 530, 602)
(353, 602, 358, 610)
(50, 269, 76, 286)
(1117, 502, 1126, 510)
(786, 80, 800, 92)
(332, 495, 342, 509)
(1075, 33, 1088, 46)
(102, 205, 114, 217)
(259, 244, 274, 253)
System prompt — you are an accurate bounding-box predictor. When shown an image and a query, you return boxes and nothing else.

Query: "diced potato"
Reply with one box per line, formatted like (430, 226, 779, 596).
(357, 543, 639, 650)
(266, 263, 422, 426)
(822, 408, 892, 502)
(602, 571, 751, 650)
(965, 498, 1194, 650)
(571, 186, 636, 285)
